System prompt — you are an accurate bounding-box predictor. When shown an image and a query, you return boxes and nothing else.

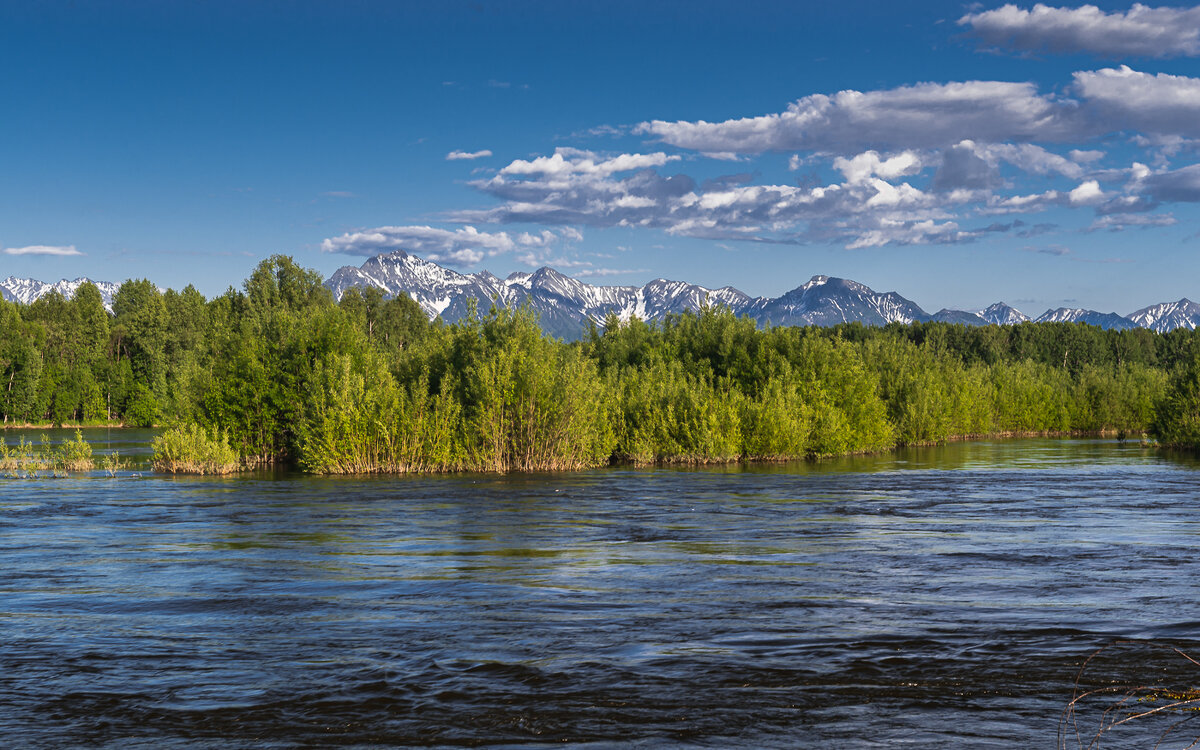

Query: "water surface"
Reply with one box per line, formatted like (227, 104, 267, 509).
(2, 434, 1199, 747)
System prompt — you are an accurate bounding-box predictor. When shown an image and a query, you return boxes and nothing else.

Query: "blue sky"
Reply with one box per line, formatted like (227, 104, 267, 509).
(3, 0, 1200, 316)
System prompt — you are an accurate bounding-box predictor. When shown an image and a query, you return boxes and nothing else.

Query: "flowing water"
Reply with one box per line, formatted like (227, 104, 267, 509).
(3, 431, 1200, 747)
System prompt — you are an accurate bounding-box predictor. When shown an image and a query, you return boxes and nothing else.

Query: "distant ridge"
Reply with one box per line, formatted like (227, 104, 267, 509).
(980, 302, 1030, 326)
(0, 276, 121, 312)
(8, 255, 1200, 337)
(322, 250, 1200, 338)
(1127, 299, 1200, 333)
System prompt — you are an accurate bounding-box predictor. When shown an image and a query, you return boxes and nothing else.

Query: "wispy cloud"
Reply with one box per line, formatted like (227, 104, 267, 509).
(1023, 244, 1071, 256)
(4, 244, 83, 257)
(446, 149, 493, 161)
(1087, 213, 1177, 232)
(960, 3, 1200, 58)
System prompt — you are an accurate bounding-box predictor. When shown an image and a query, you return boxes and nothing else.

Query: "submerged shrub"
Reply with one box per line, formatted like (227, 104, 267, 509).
(0, 431, 94, 476)
(55, 429, 94, 472)
(152, 424, 240, 474)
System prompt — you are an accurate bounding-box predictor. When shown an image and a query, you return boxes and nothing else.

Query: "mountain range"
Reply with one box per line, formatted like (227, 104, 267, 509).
(324, 250, 1200, 337)
(5, 253, 1200, 337)
(1, 276, 122, 312)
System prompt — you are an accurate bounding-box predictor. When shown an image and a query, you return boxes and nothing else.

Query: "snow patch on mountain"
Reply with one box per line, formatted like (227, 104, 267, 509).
(1, 276, 122, 311)
(1127, 299, 1200, 333)
(321, 250, 1200, 337)
(980, 302, 1030, 326)
(1035, 307, 1138, 330)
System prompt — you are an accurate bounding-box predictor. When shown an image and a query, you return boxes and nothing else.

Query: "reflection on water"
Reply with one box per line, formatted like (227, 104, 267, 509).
(1, 437, 1199, 747)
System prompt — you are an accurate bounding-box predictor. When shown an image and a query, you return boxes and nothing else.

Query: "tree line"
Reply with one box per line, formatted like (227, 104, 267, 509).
(3, 255, 1200, 472)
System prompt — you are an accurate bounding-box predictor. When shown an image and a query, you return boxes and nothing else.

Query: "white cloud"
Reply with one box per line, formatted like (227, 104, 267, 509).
(1073, 66, 1200, 137)
(635, 66, 1200, 158)
(637, 80, 1078, 154)
(1088, 212, 1177, 231)
(982, 190, 1064, 214)
(1068, 179, 1105, 205)
(833, 150, 923, 183)
(846, 219, 970, 249)
(446, 65, 1200, 251)
(1144, 163, 1200, 201)
(499, 148, 680, 177)
(3, 244, 83, 257)
(984, 142, 1085, 177)
(446, 149, 493, 161)
(320, 225, 578, 267)
(960, 3, 1200, 58)
(1069, 149, 1104, 163)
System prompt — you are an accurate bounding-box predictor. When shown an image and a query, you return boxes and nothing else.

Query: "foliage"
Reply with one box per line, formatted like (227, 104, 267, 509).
(5, 255, 1200, 469)
(0, 430, 94, 476)
(55, 429, 94, 471)
(1151, 351, 1200, 447)
(151, 424, 240, 475)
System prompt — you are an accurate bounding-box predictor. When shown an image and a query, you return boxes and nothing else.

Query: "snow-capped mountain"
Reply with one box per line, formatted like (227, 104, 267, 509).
(980, 302, 1030, 326)
(327, 250, 1200, 338)
(1034, 307, 1140, 330)
(0, 276, 122, 311)
(931, 309, 988, 326)
(324, 250, 506, 319)
(327, 253, 934, 336)
(755, 275, 927, 327)
(10, 253, 1197, 337)
(325, 251, 771, 339)
(1126, 299, 1200, 333)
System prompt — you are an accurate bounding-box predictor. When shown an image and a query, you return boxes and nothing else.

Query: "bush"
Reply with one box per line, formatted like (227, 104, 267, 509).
(56, 429, 94, 471)
(152, 424, 240, 474)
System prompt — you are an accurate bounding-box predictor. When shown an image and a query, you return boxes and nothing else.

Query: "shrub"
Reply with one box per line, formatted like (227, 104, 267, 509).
(152, 424, 240, 474)
(55, 429, 94, 471)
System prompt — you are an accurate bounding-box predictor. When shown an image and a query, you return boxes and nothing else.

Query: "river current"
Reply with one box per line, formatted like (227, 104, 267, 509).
(2, 431, 1199, 747)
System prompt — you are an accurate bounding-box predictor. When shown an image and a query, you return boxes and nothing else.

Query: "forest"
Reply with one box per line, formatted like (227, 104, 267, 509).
(3, 255, 1200, 473)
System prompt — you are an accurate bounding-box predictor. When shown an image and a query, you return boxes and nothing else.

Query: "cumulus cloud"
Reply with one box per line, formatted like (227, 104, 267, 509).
(833, 150, 923, 183)
(320, 225, 578, 267)
(982, 190, 1064, 214)
(458, 147, 994, 249)
(446, 149, 493, 161)
(1073, 66, 1200, 137)
(1069, 149, 1105, 163)
(636, 66, 1200, 157)
(1068, 179, 1106, 205)
(435, 65, 1200, 252)
(960, 3, 1200, 58)
(1143, 162, 1200, 201)
(499, 148, 680, 177)
(637, 80, 1080, 154)
(3, 244, 83, 256)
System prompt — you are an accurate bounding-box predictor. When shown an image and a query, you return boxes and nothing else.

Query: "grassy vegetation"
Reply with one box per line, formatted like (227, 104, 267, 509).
(151, 424, 240, 475)
(0, 430, 94, 477)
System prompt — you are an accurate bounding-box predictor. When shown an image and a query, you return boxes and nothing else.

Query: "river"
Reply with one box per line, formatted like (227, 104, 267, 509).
(2, 431, 1199, 747)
